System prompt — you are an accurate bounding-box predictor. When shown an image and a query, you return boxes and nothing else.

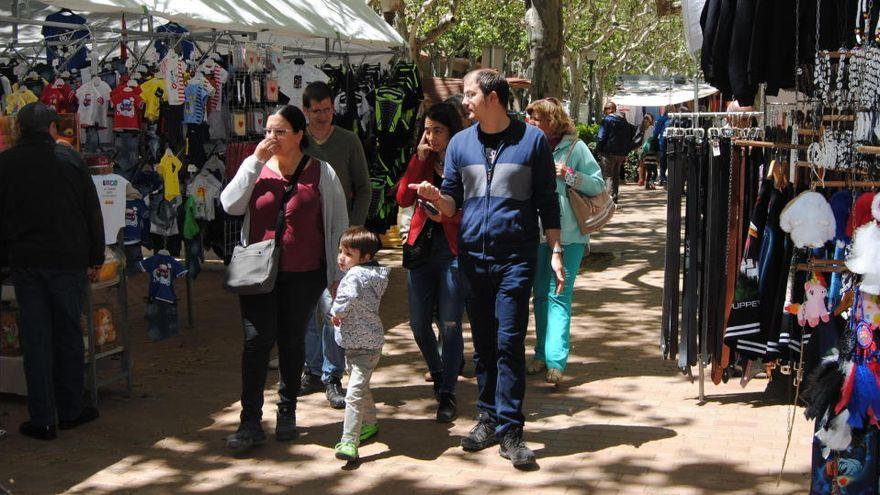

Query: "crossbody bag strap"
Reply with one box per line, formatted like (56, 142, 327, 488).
(273, 155, 311, 245)
(560, 134, 577, 169)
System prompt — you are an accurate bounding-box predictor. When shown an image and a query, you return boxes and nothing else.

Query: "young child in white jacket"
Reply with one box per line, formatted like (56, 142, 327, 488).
(330, 227, 390, 462)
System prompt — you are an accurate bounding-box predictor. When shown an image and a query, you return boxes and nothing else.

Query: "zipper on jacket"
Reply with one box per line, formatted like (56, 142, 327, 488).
(481, 141, 505, 259)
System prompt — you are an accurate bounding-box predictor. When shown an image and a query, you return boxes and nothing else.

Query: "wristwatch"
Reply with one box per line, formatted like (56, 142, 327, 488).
(552, 246, 564, 255)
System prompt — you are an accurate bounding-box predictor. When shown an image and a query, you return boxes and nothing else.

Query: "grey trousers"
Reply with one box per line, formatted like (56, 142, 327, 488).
(341, 349, 381, 445)
(600, 153, 627, 204)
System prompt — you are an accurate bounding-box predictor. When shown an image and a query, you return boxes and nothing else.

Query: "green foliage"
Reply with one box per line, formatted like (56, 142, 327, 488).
(407, 0, 527, 64)
(576, 122, 600, 145)
(624, 150, 641, 183)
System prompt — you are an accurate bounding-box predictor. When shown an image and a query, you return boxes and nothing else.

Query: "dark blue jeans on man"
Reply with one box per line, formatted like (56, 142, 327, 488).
(458, 255, 535, 436)
(406, 235, 465, 395)
(303, 289, 345, 384)
(10, 268, 87, 427)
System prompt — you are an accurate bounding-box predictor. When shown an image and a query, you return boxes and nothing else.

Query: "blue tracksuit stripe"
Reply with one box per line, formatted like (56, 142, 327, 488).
(441, 120, 560, 262)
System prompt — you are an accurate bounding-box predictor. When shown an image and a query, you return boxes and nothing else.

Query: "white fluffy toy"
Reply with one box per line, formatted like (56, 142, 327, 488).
(779, 191, 837, 248)
(846, 193, 880, 293)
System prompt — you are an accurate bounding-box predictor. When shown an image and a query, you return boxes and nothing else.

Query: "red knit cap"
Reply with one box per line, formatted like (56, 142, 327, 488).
(847, 191, 877, 238)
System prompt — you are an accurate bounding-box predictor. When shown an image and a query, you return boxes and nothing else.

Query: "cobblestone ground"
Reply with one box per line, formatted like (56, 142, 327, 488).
(1, 185, 813, 494)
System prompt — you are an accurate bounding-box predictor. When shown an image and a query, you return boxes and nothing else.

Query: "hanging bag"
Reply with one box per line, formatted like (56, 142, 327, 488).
(402, 218, 435, 269)
(224, 156, 309, 295)
(561, 138, 616, 234)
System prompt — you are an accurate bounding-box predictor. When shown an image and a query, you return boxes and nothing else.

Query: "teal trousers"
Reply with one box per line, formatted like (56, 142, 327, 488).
(532, 243, 585, 371)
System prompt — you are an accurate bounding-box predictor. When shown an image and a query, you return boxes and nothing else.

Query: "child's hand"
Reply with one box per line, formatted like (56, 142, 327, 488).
(331, 315, 342, 326)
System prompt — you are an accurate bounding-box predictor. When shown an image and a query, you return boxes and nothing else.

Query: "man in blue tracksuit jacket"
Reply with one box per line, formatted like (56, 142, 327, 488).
(410, 69, 564, 468)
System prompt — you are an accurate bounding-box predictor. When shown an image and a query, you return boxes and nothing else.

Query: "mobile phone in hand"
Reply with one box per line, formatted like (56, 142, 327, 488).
(418, 199, 440, 216)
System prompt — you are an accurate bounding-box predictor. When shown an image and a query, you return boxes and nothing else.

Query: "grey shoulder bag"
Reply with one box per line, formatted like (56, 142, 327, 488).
(224, 156, 309, 295)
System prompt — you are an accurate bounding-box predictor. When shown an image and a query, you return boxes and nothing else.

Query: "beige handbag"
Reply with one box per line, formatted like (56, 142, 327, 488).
(560, 138, 615, 235)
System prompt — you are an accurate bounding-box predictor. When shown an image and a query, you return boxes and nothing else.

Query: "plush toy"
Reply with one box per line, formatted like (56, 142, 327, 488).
(799, 278, 832, 327)
(779, 191, 836, 248)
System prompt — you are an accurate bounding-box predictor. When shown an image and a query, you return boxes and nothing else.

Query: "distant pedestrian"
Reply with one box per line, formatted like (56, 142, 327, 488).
(595, 101, 636, 204)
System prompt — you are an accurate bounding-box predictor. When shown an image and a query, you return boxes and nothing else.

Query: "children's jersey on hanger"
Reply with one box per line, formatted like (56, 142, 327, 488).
(124, 198, 150, 245)
(76, 79, 112, 128)
(183, 81, 210, 125)
(159, 52, 186, 106)
(277, 63, 329, 109)
(139, 253, 187, 303)
(156, 151, 183, 201)
(111, 85, 144, 130)
(186, 171, 222, 221)
(39, 83, 75, 113)
(42, 10, 90, 70)
(4, 87, 37, 115)
(207, 63, 228, 113)
(139, 77, 167, 122)
(154, 22, 194, 61)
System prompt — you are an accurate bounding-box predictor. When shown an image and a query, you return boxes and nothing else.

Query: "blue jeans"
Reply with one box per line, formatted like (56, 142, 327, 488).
(10, 268, 87, 427)
(303, 289, 345, 383)
(532, 243, 585, 371)
(83, 126, 101, 152)
(407, 256, 465, 394)
(145, 299, 179, 342)
(459, 255, 535, 436)
(114, 132, 140, 180)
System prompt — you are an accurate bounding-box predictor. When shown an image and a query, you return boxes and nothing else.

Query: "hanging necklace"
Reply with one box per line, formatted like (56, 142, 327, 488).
(308, 125, 334, 145)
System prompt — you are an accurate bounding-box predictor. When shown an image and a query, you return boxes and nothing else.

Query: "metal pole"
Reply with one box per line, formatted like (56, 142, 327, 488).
(587, 60, 594, 123)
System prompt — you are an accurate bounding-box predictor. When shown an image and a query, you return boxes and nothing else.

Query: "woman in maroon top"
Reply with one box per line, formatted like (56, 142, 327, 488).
(396, 103, 465, 423)
(220, 105, 349, 453)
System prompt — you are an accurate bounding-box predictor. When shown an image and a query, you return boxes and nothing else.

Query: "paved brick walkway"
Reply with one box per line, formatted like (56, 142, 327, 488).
(1, 185, 813, 494)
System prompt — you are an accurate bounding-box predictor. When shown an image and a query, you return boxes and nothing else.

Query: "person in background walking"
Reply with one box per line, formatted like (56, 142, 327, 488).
(0, 102, 105, 440)
(525, 97, 605, 384)
(637, 113, 655, 187)
(299, 81, 372, 410)
(595, 101, 634, 205)
(396, 103, 465, 422)
(653, 105, 673, 187)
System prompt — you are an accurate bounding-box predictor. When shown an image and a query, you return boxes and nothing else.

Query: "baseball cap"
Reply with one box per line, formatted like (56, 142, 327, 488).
(17, 102, 61, 133)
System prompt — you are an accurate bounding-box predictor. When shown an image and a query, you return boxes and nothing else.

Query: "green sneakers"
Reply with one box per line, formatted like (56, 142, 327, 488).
(334, 424, 379, 461)
(360, 423, 379, 443)
(334, 441, 358, 461)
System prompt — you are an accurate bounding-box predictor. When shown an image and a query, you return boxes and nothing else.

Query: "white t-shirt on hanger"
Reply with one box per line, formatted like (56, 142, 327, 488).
(76, 79, 112, 128)
(92, 173, 130, 244)
(277, 63, 329, 109)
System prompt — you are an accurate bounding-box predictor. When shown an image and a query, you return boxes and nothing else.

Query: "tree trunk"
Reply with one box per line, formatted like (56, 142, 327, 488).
(565, 53, 583, 123)
(524, 0, 564, 100)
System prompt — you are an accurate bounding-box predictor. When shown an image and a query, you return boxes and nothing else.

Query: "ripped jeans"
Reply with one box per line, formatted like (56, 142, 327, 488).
(406, 242, 466, 395)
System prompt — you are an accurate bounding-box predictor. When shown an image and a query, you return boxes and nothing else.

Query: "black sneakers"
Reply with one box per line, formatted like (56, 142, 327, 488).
(275, 404, 298, 442)
(59, 406, 99, 430)
(499, 428, 536, 467)
(436, 393, 457, 423)
(19, 421, 56, 441)
(460, 414, 498, 451)
(325, 379, 346, 409)
(225, 422, 267, 453)
(298, 372, 323, 396)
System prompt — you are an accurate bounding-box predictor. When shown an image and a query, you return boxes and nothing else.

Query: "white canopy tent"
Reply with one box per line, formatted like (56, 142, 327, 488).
(0, 0, 405, 60)
(609, 75, 718, 108)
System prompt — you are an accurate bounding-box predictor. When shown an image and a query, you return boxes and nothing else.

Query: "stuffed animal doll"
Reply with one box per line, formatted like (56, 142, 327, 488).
(799, 280, 831, 327)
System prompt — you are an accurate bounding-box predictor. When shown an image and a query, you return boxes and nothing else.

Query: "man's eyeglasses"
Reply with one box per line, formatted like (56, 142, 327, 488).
(265, 129, 290, 137)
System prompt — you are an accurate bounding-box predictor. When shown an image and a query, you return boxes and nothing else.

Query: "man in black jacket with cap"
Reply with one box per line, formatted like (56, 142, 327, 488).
(0, 102, 105, 440)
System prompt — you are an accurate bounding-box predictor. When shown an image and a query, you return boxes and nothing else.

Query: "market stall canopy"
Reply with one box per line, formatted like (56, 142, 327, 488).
(609, 75, 718, 107)
(2, 0, 405, 53)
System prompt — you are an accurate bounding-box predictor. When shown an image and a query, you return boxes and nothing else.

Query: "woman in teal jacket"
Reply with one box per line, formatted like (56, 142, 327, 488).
(525, 98, 605, 384)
